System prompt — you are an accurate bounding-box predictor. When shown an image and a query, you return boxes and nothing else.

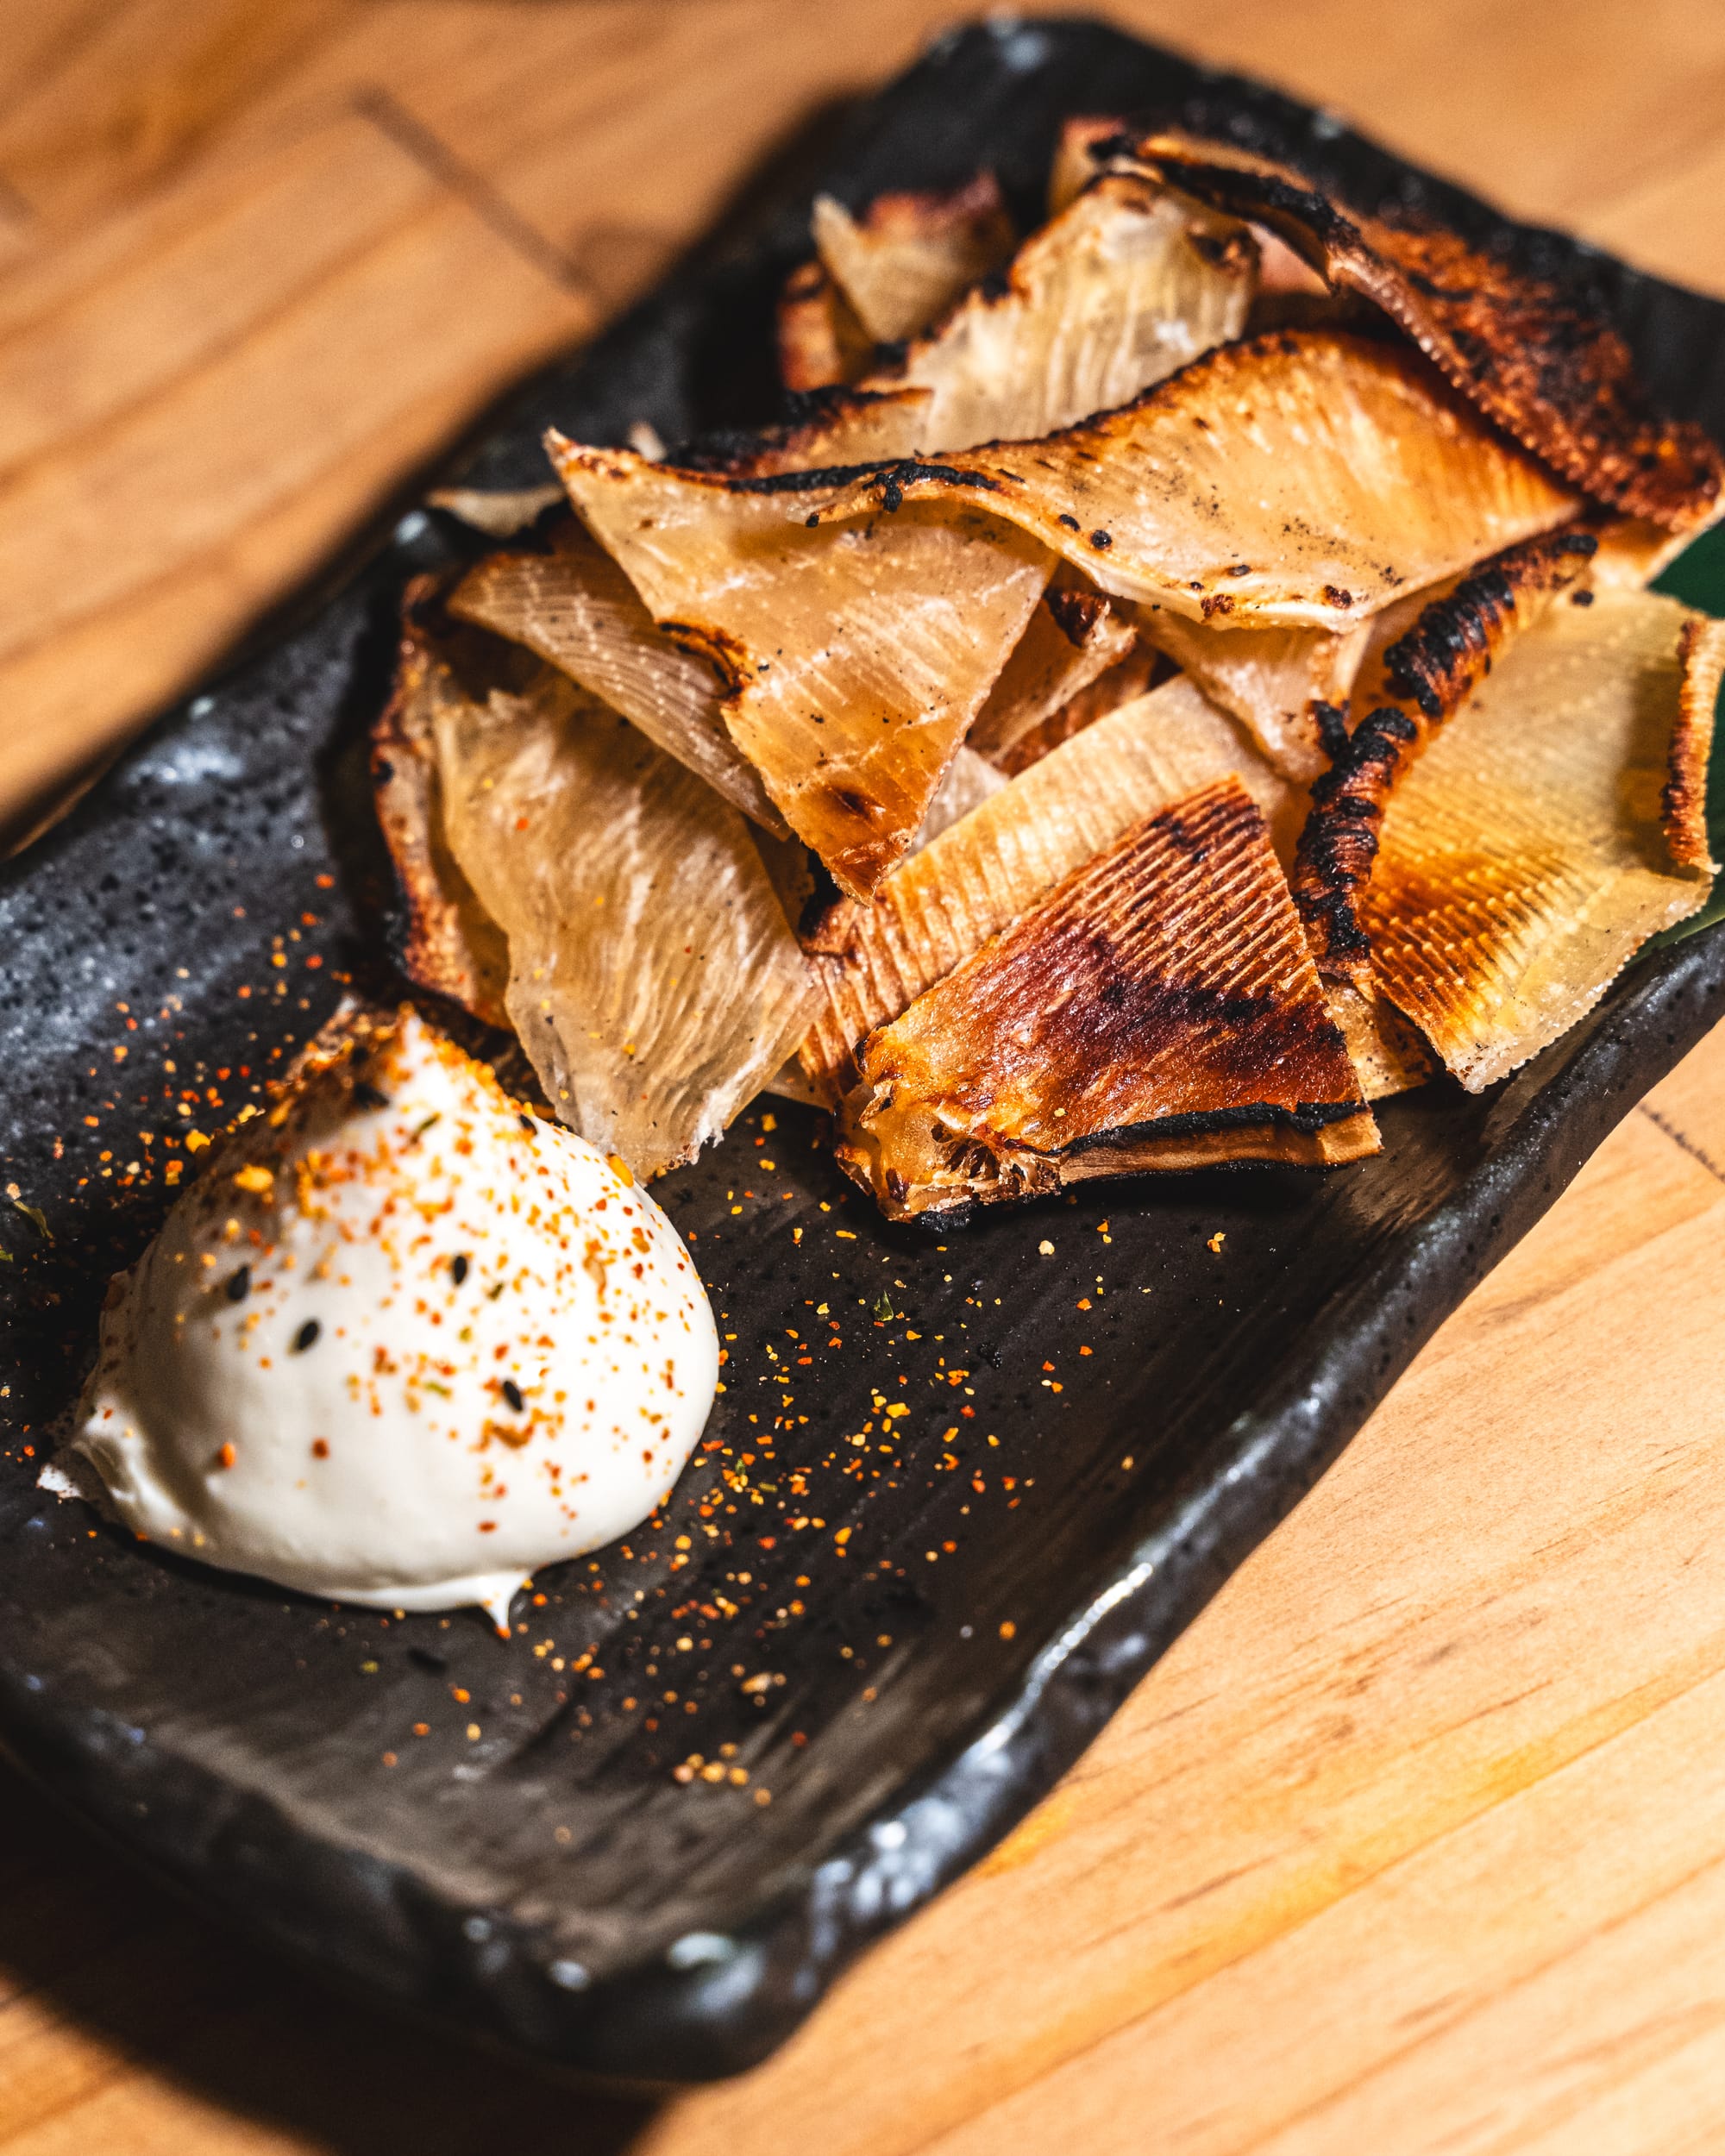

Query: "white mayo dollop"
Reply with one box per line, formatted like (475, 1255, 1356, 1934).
(55, 1007, 717, 1628)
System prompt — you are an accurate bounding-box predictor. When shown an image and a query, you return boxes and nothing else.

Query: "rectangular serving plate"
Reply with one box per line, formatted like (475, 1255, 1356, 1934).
(0, 15, 1722, 2088)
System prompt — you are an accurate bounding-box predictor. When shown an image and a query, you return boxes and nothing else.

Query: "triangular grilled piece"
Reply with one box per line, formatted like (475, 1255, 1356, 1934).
(1133, 611, 1371, 780)
(1121, 133, 1724, 531)
(969, 573, 1138, 761)
(835, 774, 1377, 1221)
(424, 647, 816, 1178)
(776, 256, 873, 392)
(731, 171, 1256, 474)
(875, 172, 1255, 448)
(544, 437, 1051, 899)
(1364, 592, 1721, 1090)
(448, 517, 787, 833)
(1293, 529, 1600, 982)
(369, 595, 512, 1029)
(799, 673, 1294, 1103)
(990, 643, 1164, 776)
(812, 172, 1017, 343)
(807, 330, 1578, 628)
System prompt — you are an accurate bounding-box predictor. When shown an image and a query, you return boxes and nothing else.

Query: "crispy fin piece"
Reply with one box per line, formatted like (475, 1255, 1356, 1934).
(1134, 610, 1371, 780)
(991, 643, 1164, 776)
(1365, 591, 1717, 1091)
(969, 575, 1138, 761)
(431, 659, 817, 1178)
(810, 330, 1578, 627)
(369, 605, 512, 1030)
(777, 258, 873, 392)
(812, 172, 1016, 343)
(448, 520, 787, 834)
(799, 674, 1292, 1103)
(546, 437, 1051, 899)
(734, 172, 1257, 474)
(836, 776, 1377, 1221)
(1124, 133, 1724, 531)
(1295, 529, 1600, 983)
(875, 172, 1256, 449)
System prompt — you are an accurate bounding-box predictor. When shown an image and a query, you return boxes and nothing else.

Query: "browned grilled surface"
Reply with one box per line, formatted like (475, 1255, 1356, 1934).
(1293, 528, 1597, 981)
(836, 775, 1375, 1219)
(1668, 615, 1725, 870)
(1126, 134, 1725, 532)
(368, 592, 511, 1030)
(776, 257, 873, 392)
(798, 675, 1290, 1102)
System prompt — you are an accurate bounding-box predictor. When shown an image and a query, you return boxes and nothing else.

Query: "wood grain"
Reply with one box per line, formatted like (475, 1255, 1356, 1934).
(3, 3, 1724, 2151)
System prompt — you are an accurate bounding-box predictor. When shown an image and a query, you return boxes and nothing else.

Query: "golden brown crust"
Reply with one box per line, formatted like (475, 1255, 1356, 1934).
(835, 775, 1375, 1220)
(1667, 615, 1725, 871)
(1293, 528, 1598, 981)
(368, 588, 511, 1030)
(1126, 133, 1725, 532)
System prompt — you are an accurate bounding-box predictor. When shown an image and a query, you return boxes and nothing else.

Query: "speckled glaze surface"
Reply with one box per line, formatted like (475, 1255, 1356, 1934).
(2, 16, 1723, 2090)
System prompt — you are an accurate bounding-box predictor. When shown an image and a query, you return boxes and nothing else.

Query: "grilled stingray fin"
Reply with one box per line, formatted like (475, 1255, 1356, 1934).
(1364, 590, 1718, 1091)
(1133, 611, 1372, 780)
(806, 329, 1578, 628)
(1294, 529, 1599, 982)
(812, 172, 1016, 343)
(370, 594, 512, 1030)
(835, 774, 1377, 1222)
(1122, 132, 1724, 531)
(776, 257, 874, 392)
(799, 673, 1292, 1103)
(969, 573, 1138, 761)
(429, 654, 817, 1179)
(448, 517, 787, 834)
(545, 437, 1051, 899)
(990, 643, 1164, 776)
(869, 171, 1255, 449)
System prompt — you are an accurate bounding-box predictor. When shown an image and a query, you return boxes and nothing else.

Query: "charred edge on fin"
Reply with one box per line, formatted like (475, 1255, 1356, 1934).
(726, 457, 1003, 498)
(1294, 530, 1597, 977)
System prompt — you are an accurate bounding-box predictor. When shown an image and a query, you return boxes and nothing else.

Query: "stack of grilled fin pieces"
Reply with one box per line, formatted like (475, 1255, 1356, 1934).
(380, 119, 1725, 1219)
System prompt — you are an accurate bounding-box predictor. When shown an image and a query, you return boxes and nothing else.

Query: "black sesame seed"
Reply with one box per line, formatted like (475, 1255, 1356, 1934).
(518, 1113, 534, 1132)
(451, 1254, 470, 1286)
(293, 1319, 321, 1352)
(1057, 512, 1081, 531)
(225, 1265, 251, 1303)
(1089, 529, 1113, 549)
(354, 1081, 390, 1112)
(501, 1378, 525, 1413)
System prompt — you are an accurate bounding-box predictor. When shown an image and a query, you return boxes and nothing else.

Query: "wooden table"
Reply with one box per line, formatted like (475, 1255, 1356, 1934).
(3, 3, 1724, 2149)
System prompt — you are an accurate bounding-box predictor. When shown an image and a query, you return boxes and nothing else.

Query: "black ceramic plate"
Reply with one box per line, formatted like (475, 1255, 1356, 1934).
(3, 16, 1724, 2090)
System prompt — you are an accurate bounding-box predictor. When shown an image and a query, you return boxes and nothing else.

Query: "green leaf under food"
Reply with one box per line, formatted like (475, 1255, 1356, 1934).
(1651, 521, 1725, 947)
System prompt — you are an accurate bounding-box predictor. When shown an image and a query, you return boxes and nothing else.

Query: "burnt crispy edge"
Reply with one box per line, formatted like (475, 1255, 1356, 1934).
(1667, 614, 1725, 871)
(1121, 134, 1724, 530)
(1293, 530, 1597, 982)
